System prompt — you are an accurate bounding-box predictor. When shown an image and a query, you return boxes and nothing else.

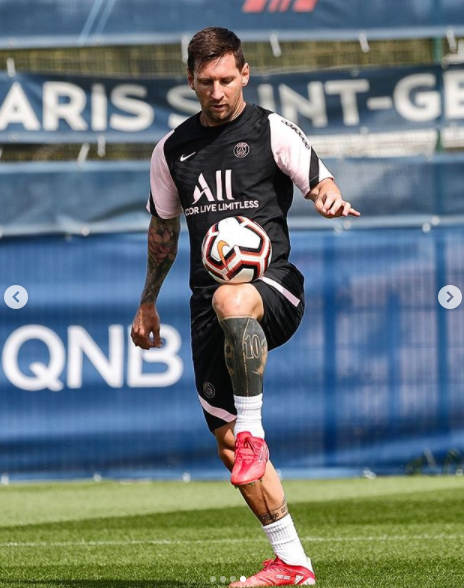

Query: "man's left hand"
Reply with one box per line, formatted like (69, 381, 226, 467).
(314, 190, 361, 218)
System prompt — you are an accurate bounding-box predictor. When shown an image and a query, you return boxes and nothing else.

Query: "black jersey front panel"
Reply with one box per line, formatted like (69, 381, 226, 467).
(162, 104, 294, 301)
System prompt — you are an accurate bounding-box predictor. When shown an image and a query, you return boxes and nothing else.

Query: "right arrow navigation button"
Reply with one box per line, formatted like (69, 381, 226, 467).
(438, 285, 462, 310)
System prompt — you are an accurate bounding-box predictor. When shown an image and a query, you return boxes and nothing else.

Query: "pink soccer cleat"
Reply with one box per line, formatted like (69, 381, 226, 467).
(230, 431, 269, 486)
(229, 556, 316, 586)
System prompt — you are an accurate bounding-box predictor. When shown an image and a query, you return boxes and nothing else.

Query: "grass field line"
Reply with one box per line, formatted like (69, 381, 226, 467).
(2, 534, 464, 548)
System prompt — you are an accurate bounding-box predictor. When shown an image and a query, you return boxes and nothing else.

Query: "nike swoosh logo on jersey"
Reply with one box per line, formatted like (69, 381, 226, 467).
(180, 152, 196, 161)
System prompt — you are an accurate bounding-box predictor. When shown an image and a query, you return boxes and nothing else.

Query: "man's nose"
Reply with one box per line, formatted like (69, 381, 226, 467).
(211, 82, 224, 100)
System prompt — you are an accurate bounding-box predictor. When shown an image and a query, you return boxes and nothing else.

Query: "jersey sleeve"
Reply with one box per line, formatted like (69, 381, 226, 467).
(268, 113, 333, 198)
(146, 130, 183, 218)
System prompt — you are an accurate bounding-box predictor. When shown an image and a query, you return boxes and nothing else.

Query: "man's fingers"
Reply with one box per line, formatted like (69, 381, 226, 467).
(328, 198, 344, 215)
(316, 193, 361, 218)
(151, 332, 163, 348)
(131, 326, 161, 349)
(132, 334, 156, 350)
(342, 201, 352, 216)
(321, 193, 336, 212)
(141, 328, 162, 348)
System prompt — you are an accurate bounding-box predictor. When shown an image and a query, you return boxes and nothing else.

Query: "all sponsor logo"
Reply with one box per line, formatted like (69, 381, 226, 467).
(185, 170, 259, 217)
(193, 170, 234, 204)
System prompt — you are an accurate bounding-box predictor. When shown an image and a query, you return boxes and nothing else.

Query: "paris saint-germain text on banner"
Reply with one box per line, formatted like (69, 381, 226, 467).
(0, 65, 462, 143)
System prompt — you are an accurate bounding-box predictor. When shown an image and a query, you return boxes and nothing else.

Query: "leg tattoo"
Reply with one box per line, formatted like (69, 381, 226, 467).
(257, 497, 289, 526)
(220, 317, 268, 397)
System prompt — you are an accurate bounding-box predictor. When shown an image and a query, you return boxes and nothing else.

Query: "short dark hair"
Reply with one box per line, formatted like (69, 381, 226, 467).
(187, 27, 245, 74)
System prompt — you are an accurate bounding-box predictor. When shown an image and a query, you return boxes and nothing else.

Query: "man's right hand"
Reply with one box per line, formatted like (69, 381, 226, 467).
(130, 303, 162, 349)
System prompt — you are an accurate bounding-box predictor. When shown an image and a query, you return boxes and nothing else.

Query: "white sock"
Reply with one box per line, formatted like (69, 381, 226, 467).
(262, 514, 312, 569)
(233, 394, 265, 439)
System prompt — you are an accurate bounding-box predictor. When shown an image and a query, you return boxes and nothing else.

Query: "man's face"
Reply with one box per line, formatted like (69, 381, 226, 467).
(188, 52, 250, 126)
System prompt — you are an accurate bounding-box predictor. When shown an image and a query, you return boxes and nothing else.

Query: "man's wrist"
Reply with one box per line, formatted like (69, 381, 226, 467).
(140, 297, 156, 307)
(307, 178, 335, 202)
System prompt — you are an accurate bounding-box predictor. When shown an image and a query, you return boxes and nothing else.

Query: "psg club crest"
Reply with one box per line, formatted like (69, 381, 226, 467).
(233, 142, 250, 158)
(203, 382, 216, 399)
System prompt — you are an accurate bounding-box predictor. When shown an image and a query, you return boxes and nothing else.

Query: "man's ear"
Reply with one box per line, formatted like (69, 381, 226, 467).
(241, 63, 250, 87)
(187, 68, 194, 89)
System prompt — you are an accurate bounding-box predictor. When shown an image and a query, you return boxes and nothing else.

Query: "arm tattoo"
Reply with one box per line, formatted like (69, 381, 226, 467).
(258, 497, 289, 525)
(140, 215, 180, 304)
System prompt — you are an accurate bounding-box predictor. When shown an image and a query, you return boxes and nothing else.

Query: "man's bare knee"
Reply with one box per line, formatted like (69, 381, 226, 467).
(213, 285, 243, 317)
(212, 284, 263, 320)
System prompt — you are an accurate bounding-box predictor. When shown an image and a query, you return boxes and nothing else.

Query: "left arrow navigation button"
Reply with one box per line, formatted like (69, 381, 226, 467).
(4, 285, 28, 309)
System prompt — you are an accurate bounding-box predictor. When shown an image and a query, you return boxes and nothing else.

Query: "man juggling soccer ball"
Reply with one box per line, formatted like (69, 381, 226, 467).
(131, 27, 360, 587)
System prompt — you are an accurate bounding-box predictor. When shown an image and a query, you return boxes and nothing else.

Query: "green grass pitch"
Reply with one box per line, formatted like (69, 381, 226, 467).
(1, 476, 464, 587)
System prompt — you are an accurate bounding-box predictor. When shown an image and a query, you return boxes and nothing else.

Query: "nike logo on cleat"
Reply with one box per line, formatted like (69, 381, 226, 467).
(180, 152, 196, 161)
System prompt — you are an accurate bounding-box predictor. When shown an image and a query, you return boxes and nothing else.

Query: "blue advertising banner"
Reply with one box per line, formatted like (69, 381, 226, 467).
(0, 0, 463, 48)
(1, 65, 463, 143)
(2, 154, 464, 236)
(1, 229, 463, 479)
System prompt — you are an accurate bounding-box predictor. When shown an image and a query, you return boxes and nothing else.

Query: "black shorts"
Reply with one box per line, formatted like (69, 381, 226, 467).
(191, 262, 305, 433)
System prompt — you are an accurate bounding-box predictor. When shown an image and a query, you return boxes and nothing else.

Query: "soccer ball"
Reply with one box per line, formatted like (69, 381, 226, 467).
(201, 216, 272, 284)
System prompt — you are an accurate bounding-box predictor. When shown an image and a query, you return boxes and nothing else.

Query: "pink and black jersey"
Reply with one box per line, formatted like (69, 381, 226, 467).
(147, 104, 332, 303)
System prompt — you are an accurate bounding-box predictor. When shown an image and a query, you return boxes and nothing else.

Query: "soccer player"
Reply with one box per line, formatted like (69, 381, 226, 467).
(131, 27, 360, 587)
